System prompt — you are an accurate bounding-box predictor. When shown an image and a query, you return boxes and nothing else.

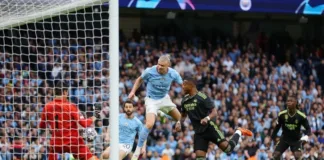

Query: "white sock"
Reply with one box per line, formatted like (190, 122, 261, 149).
(235, 130, 242, 136)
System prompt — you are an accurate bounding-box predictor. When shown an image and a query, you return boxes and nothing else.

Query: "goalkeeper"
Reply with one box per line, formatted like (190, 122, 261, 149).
(39, 81, 99, 160)
(271, 94, 311, 160)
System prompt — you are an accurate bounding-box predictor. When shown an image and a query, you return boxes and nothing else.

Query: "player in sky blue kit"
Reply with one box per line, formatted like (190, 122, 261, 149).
(128, 55, 183, 160)
(101, 100, 146, 160)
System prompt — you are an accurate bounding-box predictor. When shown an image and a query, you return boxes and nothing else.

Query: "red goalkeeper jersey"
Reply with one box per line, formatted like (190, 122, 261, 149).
(39, 98, 93, 145)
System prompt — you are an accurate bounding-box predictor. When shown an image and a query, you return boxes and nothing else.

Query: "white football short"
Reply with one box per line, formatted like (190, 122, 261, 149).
(119, 144, 132, 155)
(145, 94, 176, 115)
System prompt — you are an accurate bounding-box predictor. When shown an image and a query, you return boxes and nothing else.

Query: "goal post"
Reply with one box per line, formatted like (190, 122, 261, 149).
(108, 0, 120, 160)
(0, 0, 119, 159)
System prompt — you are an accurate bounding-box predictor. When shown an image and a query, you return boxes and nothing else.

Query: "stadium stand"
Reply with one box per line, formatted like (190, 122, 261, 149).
(0, 27, 323, 160)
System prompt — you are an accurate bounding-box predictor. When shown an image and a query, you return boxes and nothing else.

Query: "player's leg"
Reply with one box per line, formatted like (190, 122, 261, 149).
(119, 144, 132, 160)
(165, 107, 181, 121)
(272, 140, 290, 160)
(193, 133, 209, 160)
(209, 122, 253, 154)
(132, 98, 158, 160)
(119, 150, 128, 160)
(100, 145, 129, 160)
(160, 95, 181, 122)
(69, 140, 99, 160)
(290, 141, 303, 160)
(132, 112, 155, 159)
(101, 146, 110, 159)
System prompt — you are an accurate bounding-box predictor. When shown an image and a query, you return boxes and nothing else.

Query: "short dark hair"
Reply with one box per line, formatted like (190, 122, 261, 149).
(288, 93, 298, 100)
(123, 100, 133, 108)
(183, 76, 196, 85)
(54, 81, 69, 96)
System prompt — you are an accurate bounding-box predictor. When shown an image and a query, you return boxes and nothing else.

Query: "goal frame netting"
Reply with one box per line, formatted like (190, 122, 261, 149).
(0, 0, 107, 29)
(0, 0, 120, 159)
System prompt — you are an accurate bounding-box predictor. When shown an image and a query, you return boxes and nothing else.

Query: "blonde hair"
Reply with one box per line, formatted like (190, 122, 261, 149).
(158, 54, 171, 64)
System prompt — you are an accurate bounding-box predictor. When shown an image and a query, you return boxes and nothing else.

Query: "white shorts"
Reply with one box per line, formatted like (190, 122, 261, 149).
(119, 144, 132, 155)
(145, 94, 176, 115)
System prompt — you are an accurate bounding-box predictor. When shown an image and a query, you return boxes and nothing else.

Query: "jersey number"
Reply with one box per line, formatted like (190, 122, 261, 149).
(123, 144, 131, 149)
(55, 115, 60, 129)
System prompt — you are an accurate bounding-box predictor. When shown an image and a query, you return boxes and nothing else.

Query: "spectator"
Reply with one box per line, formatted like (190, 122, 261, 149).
(0, 22, 324, 160)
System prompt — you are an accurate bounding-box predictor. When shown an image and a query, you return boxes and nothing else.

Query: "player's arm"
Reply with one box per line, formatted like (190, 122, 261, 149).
(300, 116, 312, 142)
(130, 76, 144, 94)
(174, 71, 183, 85)
(70, 104, 94, 127)
(180, 98, 187, 123)
(180, 112, 187, 123)
(301, 115, 311, 136)
(271, 115, 283, 140)
(203, 96, 216, 121)
(129, 68, 150, 97)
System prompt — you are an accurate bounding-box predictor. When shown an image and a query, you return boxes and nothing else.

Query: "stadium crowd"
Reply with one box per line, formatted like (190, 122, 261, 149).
(0, 27, 324, 160)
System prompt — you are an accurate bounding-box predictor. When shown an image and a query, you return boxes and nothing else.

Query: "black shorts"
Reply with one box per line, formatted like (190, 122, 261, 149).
(274, 139, 303, 153)
(194, 121, 226, 152)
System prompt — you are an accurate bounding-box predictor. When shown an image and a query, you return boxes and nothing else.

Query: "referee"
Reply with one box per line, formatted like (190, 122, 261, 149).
(271, 94, 311, 160)
(176, 77, 253, 160)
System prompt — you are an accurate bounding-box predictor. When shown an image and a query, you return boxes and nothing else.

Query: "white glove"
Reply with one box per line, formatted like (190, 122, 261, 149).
(300, 135, 309, 142)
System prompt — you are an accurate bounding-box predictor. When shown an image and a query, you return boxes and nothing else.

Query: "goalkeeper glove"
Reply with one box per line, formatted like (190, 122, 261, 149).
(300, 135, 309, 142)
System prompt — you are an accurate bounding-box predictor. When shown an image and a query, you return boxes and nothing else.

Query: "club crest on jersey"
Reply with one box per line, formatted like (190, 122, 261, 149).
(295, 119, 298, 124)
(124, 123, 128, 126)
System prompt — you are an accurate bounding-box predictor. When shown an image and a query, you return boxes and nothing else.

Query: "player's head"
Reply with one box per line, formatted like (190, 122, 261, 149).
(157, 55, 171, 74)
(123, 100, 134, 116)
(54, 81, 69, 97)
(182, 77, 196, 94)
(286, 94, 298, 110)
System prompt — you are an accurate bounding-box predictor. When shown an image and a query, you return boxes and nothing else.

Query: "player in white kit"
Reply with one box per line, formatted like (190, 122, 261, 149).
(101, 100, 146, 160)
(128, 55, 183, 160)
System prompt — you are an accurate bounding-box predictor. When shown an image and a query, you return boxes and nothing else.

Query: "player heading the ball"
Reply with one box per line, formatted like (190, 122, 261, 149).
(39, 81, 99, 160)
(128, 55, 183, 160)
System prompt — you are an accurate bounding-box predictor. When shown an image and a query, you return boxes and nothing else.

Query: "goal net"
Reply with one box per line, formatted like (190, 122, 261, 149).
(0, 0, 110, 159)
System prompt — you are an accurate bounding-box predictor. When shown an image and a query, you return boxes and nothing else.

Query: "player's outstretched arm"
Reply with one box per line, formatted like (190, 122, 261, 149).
(300, 116, 312, 142)
(180, 112, 187, 123)
(128, 76, 143, 99)
(302, 116, 311, 136)
(129, 67, 151, 99)
(70, 104, 94, 127)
